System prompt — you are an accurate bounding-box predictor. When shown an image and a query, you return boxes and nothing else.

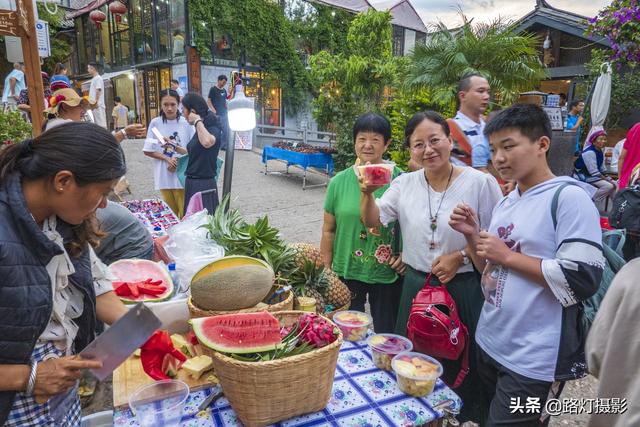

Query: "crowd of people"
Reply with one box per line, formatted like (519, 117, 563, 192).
(321, 72, 640, 426)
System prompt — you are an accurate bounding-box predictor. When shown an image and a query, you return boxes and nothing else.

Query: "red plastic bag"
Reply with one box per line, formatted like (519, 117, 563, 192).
(140, 330, 187, 380)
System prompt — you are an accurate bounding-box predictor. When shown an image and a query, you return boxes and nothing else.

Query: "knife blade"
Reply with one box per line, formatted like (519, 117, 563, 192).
(79, 303, 161, 380)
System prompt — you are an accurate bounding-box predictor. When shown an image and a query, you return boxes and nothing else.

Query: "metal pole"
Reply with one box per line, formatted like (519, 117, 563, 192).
(222, 129, 235, 208)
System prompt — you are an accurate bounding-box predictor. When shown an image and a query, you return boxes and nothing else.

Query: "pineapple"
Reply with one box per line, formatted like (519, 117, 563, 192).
(325, 270, 352, 308)
(288, 259, 329, 313)
(288, 243, 323, 268)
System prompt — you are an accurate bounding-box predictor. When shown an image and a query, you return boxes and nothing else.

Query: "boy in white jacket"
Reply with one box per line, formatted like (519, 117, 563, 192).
(450, 104, 605, 426)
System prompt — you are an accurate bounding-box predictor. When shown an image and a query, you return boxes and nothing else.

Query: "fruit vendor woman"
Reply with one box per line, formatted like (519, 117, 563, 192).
(320, 113, 405, 333)
(359, 110, 502, 425)
(0, 122, 130, 426)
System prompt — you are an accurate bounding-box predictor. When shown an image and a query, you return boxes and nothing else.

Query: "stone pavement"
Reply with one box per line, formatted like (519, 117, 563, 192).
(120, 139, 327, 244)
(85, 140, 597, 426)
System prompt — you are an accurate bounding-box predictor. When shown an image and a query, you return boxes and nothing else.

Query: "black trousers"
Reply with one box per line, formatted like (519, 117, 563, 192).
(340, 277, 402, 334)
(622, 232, 640, 261)
(477, 346, 565, 427)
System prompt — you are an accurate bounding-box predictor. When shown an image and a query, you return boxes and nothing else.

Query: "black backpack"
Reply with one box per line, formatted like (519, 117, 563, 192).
(609, 183, 640, 233)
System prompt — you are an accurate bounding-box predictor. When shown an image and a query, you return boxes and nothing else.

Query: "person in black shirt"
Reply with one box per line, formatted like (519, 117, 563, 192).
(207, 74, 229, 150)
(182, 92, 222, 215)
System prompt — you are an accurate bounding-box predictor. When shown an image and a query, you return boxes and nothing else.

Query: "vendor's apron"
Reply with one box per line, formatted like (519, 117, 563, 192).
(5, 341, 82, 427)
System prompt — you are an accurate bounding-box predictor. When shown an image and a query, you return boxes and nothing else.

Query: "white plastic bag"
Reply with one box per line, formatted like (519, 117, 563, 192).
(163, 209, 224, 292)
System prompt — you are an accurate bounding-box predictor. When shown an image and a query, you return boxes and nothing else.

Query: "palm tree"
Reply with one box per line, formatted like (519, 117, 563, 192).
(407, 13, 547, 108)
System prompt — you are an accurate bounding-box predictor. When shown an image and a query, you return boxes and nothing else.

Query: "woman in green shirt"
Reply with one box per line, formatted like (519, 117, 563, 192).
(320, 113, 404, 333)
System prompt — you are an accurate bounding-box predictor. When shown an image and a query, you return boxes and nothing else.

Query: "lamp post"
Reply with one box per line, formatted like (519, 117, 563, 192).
(222, 82, 256, 202)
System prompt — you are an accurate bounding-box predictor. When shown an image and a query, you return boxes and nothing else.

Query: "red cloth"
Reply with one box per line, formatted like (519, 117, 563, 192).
(140, 330, 186, 380)
(619, 123, 640, 188)
(600, 217, 613, 230)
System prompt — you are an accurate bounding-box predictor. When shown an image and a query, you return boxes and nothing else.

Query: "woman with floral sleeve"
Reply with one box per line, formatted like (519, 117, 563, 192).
(320, 113, 404, 333)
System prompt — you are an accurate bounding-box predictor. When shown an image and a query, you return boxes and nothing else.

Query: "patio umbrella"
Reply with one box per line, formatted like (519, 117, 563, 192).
(585, 62, 612, 148)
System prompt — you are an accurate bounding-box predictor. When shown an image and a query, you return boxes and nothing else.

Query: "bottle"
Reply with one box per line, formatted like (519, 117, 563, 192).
(168, 263, 183, 297)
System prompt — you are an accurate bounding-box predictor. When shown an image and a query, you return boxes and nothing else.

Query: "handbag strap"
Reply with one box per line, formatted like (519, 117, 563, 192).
(452, 336, 469, 389)
(422, 272, 435, 289)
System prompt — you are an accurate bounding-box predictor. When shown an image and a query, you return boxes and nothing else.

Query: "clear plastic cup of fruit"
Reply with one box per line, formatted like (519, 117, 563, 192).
(367, 334, 413, 371)
(392, 352, 443, 397)
(357, 163, 395, 186)
(332, 310, 372, 341)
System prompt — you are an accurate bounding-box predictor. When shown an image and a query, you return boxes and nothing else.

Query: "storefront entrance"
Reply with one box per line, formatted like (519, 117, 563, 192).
(135, 66, 172, 125)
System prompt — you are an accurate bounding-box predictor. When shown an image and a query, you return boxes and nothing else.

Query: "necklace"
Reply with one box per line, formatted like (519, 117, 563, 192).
(425, 165, 454, 250)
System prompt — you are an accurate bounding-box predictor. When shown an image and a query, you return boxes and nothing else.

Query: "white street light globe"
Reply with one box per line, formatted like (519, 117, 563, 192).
(228, 85, 256, 132)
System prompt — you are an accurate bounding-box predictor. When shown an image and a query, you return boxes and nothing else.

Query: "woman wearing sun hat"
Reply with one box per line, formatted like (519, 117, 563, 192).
(44, 88, 145, 141)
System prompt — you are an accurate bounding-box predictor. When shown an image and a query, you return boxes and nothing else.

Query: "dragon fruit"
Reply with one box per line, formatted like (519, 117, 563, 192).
(298, 313, 338, 348)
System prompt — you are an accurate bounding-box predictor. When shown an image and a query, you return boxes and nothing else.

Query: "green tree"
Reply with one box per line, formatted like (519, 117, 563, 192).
(285, 0, 352, 56)
(189, 0, 310, 113)
(407, 14, 546, 110)
(37, 3, 73, 73)
(309, 9, 402, 170)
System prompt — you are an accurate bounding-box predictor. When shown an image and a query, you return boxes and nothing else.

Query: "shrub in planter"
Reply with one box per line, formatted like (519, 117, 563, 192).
(0, 110, 32, 151)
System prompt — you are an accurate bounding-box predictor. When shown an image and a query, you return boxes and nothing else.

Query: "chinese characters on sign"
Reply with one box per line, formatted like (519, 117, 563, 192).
(510, 397, 628, 416)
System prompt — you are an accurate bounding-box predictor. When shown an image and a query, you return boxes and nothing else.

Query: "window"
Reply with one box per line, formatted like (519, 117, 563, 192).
(169, 0, 186, 59)
(415, 31, 426, 45)
(109, 6, 131, 67)
(392, 25, 405, 56)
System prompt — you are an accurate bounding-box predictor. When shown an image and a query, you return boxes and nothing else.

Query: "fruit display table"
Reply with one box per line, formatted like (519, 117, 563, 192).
(262, 146, 334, 190)
(112, 339, 461, 426)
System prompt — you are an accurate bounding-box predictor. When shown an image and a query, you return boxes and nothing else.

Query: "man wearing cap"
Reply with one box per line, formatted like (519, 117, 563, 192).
(17, 72, 51, 119)
(88, 62, 107, 128)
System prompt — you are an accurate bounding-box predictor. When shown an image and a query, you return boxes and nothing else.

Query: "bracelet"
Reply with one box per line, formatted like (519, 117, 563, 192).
(26, 359, 38, 395)
(120, 129, 127, 139)
(194, 119, 203, 127)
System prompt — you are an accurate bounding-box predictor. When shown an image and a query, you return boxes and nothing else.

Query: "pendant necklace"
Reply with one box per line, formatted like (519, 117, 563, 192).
(426, 165, 454, 250)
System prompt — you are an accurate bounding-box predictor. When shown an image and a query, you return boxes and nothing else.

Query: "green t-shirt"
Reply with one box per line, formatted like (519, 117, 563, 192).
(324, 166, 401, 284)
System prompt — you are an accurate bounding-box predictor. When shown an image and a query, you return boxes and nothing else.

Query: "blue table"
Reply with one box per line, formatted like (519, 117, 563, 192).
(113, 339, 462, 426)
(262, 146, 334, 190)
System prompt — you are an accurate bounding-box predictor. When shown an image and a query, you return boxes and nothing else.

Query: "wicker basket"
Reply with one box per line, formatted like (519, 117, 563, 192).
(203, 311, 343, 427)
(188, 286, 294, 318)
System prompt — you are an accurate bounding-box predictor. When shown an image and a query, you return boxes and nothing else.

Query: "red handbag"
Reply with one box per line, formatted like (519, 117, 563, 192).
(406, 273, 469, 388)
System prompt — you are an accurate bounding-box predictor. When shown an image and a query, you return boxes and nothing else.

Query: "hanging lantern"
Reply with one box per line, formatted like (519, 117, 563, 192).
(89, 10, 107, 29)
(108, 1, 127, 24)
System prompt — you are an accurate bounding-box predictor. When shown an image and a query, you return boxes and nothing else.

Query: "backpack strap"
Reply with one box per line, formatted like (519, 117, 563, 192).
(452, 337, 469, 389)
(551, 182, 581, 230)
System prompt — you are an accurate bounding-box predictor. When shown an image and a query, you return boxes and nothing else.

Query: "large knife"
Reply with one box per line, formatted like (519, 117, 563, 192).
(79, 303, 161, 380)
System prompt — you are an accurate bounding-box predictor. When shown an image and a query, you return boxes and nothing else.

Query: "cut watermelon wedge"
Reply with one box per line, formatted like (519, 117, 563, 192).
(189, 312, 282, 354)
(109, 259, 174, 304)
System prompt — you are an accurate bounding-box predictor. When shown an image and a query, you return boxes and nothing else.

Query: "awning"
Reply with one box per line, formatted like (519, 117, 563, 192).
(66, 0, 110, 19)
(80, 69, 135, 91)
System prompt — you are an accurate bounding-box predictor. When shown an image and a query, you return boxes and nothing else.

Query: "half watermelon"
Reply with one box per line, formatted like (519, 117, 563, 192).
(109, 259, 175, 304)
(189, 312, 282, 354)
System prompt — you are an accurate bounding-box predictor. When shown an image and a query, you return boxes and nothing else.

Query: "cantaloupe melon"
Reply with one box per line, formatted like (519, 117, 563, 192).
(190, 256, 275, 310)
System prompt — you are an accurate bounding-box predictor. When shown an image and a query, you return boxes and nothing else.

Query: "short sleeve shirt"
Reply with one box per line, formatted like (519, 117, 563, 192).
(324, 166, 401, 284)
(208, 85, 228, 115)
(185, 115, 222, 178)
(454, 111, 490, 168)
(89, 75, 105, 107)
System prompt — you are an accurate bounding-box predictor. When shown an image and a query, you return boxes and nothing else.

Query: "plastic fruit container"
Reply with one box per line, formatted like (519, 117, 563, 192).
(332, 310, 372, 341)
(392, 352, 442, 397)
(367, 334, 413, 371)
(357, 163, 394, 186)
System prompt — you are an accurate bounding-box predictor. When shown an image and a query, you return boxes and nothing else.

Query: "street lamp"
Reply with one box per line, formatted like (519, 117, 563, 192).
(222, 82, 256, 200)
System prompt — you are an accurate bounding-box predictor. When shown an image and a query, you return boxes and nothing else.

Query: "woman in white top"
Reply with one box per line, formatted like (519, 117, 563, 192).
(360, 110, 502, 425)
(143, 89, 194, 218)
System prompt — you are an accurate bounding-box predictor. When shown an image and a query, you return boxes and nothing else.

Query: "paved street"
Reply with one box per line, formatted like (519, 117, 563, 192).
(121, 139, 327, 244)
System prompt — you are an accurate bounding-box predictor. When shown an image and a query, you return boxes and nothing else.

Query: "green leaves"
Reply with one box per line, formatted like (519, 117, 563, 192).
(0, 111, 32, 146)
(407, 13, 546, 108)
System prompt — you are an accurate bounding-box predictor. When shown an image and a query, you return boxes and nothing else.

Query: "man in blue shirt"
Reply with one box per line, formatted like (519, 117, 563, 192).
(2, 62, 25, 110)
(565, 100, 584, 155)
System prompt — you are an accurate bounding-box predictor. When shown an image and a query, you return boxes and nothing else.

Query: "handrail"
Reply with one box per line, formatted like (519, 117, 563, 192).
(255, 123, 336, 147)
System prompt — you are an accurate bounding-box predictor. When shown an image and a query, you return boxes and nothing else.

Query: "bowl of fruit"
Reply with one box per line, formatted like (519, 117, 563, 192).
(367, 334, 413, 371)
(392, 352, 442, 397)
(332, 311, 372, 342)
(357, 163, 395, 186)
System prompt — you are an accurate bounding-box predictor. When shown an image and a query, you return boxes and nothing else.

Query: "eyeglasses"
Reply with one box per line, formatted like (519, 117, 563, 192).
(410, 138, 448, 151)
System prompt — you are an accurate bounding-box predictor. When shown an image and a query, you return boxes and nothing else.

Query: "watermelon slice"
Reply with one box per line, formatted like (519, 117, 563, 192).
(109, 259, 174, 304)
(189, 312, 282, 354)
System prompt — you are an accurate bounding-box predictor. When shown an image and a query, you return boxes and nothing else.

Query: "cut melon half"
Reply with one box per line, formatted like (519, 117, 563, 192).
(189, 311, 282, 354)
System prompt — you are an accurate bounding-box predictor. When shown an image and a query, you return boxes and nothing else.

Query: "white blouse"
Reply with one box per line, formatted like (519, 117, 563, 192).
(39, 216, 113, 353)
(376, 167, 503, 274)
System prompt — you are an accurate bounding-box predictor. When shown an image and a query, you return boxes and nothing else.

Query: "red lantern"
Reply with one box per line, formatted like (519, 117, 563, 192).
(108, 1, 127, 24)
(89, 10, 107, 29)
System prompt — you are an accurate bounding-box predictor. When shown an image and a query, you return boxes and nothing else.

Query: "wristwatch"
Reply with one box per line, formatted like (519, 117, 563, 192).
(460, 249, 470, 265)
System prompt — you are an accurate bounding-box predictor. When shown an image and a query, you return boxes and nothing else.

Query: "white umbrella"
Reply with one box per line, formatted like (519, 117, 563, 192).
(585, 62, 612, 148)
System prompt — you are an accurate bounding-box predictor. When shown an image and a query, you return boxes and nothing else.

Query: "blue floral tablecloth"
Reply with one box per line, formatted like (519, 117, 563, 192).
(262, 146, 334, 176)
(113, 339, 461, 426)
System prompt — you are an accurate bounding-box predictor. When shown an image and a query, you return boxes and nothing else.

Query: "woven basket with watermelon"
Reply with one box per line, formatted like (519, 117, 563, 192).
(189, 310, 343, 426)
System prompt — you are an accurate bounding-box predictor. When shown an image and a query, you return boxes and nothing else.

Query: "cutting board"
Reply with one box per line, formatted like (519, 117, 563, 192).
(112, 352, 215, 407)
